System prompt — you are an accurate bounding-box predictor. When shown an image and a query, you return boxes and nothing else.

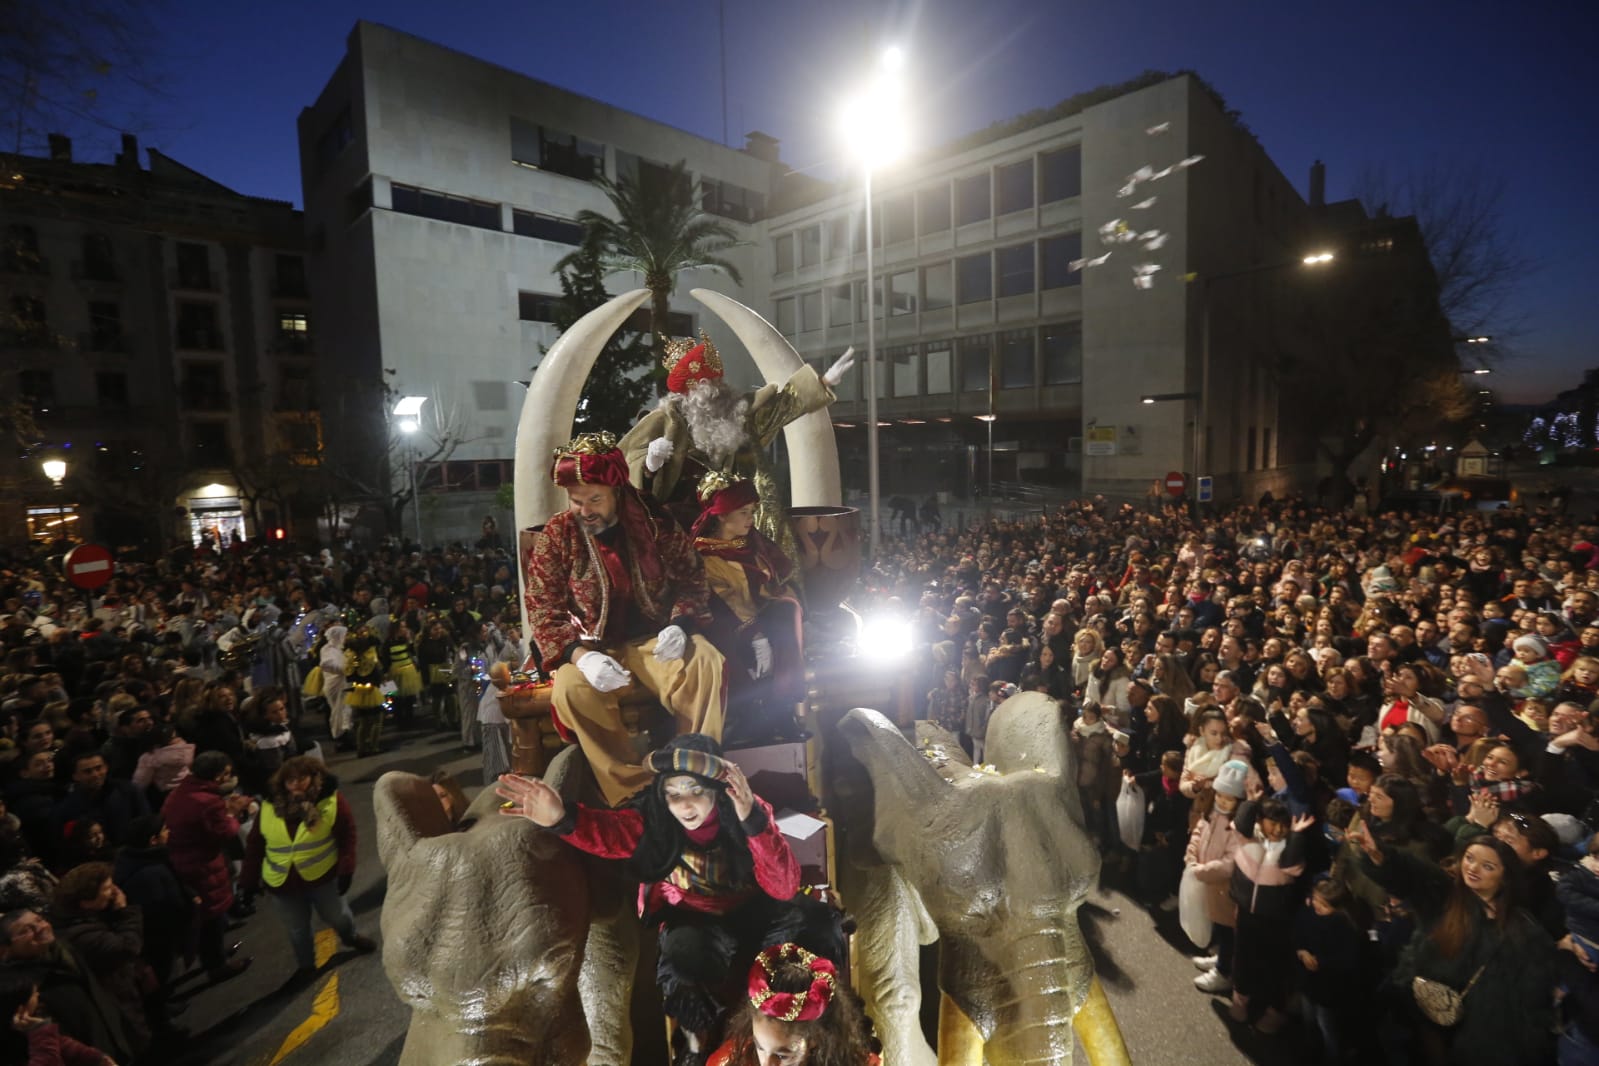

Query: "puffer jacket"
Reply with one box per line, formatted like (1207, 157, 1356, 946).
(162, 775, 238, 918)
(1185, 808, 1244, 926)
(1228, 801, 1308, 918)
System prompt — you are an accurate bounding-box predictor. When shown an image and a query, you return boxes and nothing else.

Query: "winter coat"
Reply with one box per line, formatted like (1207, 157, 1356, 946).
(1185, 808, 1244, 927)
(53, 903, 150, 1051)
(51, 781, 150, 850)
(1557, 860, 1599, 948)
(964, 694, 994, 742)
(1129, 770, 1192, 848)
(1292, 905, 1366, 1008)
(131, 740, 194, 795)
(1228, 802, 1308, 919)
(162, 775, 239, 917)
(6, 777, 63, 860)
(238, 775, 357, 897)
(113, 844, 194, 945)
(21, 1022, 108, 1066)
(1329, 812, 1439, 916)
(189, 709, 248, 772)
(1360, 847, 1556, 1066)
(15, 941, 134, 1063)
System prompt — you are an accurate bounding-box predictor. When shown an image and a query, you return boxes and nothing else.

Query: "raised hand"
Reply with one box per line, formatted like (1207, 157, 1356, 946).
(644, 436, 674, 474)
(1291, 813, 1316, 834)
(495, 774, 566, 828)
(722, 762, 755, 822)
(822, 347, 856, 387)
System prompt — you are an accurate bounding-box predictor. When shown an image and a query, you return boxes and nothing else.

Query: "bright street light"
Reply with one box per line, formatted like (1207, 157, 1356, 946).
(1463, 336, 1492, 344)
(41, 459, 66, 486)
(393, 395, 427, 418)
(1472, 368, 1491, 375)
(1302, 251, 1335, 265)
(398, 419, 419, 434)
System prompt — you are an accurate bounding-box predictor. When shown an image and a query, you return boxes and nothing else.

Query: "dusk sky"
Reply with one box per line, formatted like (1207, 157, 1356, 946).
(73, 0, 1597, 404)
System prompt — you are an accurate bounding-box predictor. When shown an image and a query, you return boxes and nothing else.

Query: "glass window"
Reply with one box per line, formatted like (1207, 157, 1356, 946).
(1041, 322, 1083, 384)
(955, 173, 991, 226)
(799, 291, 822, 332)
(826, 356, 858, 401)
(925, 342, 952, 394)
(827, 283, 852, 327)
(881, 193, 915, 244)
(918, 185, 951, 234)
(995, 160, 1034, 215)
(81, 234, 117, 281)
(518, 292, 561, 323)
(999, 329, 1034, 388)
(1040, 146, 1082, 203)
(995, 243, 1035, 298)
(958, 335, 991, 392)
(701, 180, 764, 223)
(773, 234, 794, 274)
(889, 344, 921, 397)
(889, 270, 916, 316)
(96, 371, 129, 407)
(394, 184, 503, 232)
(922, 262, 952, 311)
(854, 278, 884, 321)
(774, 297, 796, 335)
(956, 253, 991, 305)
(1040, 232, 1083, 289)
(798, 225, 822, 268)
(512, 210, 581, 244)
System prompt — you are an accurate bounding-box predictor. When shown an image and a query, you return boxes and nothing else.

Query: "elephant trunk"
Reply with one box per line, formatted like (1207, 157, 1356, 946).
(978, 916, 1109, 1066)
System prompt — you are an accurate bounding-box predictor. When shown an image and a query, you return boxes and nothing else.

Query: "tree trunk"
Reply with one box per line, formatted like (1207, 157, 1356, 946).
(646, 274, 672, 350)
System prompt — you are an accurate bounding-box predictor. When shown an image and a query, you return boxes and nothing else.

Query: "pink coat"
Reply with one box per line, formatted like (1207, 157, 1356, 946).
(132, 741, 194, 795)
(1185, 809, 1243, 927)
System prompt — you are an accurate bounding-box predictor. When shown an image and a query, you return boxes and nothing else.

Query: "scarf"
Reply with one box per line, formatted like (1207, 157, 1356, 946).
(1074, 718, 1108, 738)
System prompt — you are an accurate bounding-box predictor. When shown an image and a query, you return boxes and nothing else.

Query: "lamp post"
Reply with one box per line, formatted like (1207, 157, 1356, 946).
(41, 459, 66, 487)
(393, 395, 427, 548)
(839, 47, 906, 562)
(975, 414, 997, 499)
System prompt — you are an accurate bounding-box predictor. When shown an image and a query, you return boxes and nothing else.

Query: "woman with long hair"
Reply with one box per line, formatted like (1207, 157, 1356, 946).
(1085, 646, 1132, 718)
(1152, 653, 1195, 703)
(1354, 829, 1555, 1065)
(710, 944, 877, 1065)
(1071, 629, 1104, 696)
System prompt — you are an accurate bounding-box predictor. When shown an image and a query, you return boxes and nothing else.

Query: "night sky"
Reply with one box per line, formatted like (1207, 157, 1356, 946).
(78, 0, 1596, 403)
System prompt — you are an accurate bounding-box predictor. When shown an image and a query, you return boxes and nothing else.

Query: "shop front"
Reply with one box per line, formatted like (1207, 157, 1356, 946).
(178, 482, 251, 549)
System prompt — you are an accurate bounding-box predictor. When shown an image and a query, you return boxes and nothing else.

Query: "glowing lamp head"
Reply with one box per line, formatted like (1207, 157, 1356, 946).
(41, 459, 67, 485)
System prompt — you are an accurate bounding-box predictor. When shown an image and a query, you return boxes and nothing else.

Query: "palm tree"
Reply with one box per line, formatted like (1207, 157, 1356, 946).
(558, 161, 743, 348)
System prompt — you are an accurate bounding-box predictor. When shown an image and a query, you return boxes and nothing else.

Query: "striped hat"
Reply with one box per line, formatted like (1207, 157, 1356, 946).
(647, 733, 732, 783)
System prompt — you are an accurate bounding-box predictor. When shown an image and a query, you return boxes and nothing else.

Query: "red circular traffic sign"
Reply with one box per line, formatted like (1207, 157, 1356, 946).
(1165, 471, 1187, 497)
(64, 544, 114, 590)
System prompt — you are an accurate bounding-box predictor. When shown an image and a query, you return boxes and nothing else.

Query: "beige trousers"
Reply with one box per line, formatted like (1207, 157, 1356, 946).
(552, 633, 725, 805)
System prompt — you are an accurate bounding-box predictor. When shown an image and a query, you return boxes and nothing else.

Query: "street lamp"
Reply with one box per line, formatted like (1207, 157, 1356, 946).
(838, 47, 907, 562)
(974, 414, 997, 498)
(394, 395, 427, 547)
(41, 459, 66, 487)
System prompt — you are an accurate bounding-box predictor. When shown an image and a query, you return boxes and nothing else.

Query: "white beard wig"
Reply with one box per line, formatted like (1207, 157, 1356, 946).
(660, 379, 750, 467)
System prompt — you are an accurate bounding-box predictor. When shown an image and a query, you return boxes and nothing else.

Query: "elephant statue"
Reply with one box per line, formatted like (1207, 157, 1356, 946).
(836, 693, 1131, 1066)
(375, 746, 640, 1066)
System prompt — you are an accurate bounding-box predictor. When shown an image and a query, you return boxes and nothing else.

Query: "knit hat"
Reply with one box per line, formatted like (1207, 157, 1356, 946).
(1512, 634, 1549, 660)
(647, 733, 732, 785)
(1213, 759, 1250, 799)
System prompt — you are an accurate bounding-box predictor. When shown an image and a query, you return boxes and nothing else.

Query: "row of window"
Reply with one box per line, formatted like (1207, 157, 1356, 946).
(517, 290, 693, 337)
(818, 322, 1084, 401)
(773, 146, 1081, 273)
(387, 181, 587, 245)
(7, 293, 308, 357)
(2, 225, 308, 295)
(773, 234, 1082, 332)
(19, 360, 315, 414)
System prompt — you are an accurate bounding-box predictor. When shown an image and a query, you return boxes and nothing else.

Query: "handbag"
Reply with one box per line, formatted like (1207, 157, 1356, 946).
(1411, 966, 1485, 1027)
(1116, 777, 1146, 851)
(1178, 866, 1213, 949)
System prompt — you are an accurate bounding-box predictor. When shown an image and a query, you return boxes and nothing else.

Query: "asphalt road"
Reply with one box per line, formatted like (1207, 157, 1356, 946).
(172, 719, 1306, 1066)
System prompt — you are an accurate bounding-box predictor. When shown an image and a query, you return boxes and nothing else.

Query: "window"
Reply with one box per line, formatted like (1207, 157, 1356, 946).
(922, 262, 952, 311)
(853, 278, 884, 321)
(190, 421, 232, 466)
(958, 335, 991, 392)
(956, 253, 991, 305)
(701, 179, 764, 223)
(277, 311, 311, 353)
(799, 291, 822, 332)
(616, 153, 691, 205)
(473, 381, 509, 411)
(510, 118, 604, 181)
(918, 186, 951, 234)
(511, 210, 583, 244)
(1262, 428, 1274, 469)
(274, 254, 308, 297)
(955, 173, 991, 226)
(827, 215, 859, 259)
(3, 224, 44, 273)
(392, 183, 503, 231)
(519, 292, 561, 323)
(315, 106, 354, 173)
(175, 302, 222, 350)
(881, 193, 915, 244)
(95, 371, 128, 408)
(889, 270, 917, 316)
(1247, 426, 1258, 472)
(1040, 232, 1083, 289)
(995, 160, 1034, 215)
(798, 225, 822, 268)
(889, 344, 921, 397)
(182, 362, 226, 407)
(87, 302, 122, 351)
(19, 369, 54, 405)
(1041, 322, 1083, 384)
(80, 234, 116, 281)
(775, 297, 796, 335)
(827, 283, 852, 327)
(999, 329, 1034, 388)
(8, 296, 48, 345)
(773, 233, 794, 274)
(1040, 145, 1082, 203)
(175, 243, 212, 290)
(924, 341, 952, 394)
(995, 243, 1035, 298)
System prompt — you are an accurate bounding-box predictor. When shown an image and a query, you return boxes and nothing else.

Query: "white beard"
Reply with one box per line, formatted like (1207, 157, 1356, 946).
(661, 380, 750, 467)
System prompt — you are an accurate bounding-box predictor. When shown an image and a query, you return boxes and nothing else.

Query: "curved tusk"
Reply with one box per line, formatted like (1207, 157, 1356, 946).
(513, 288, 651, 633)
(1071, 976, 1132, 1066)
(937, 992, 985, 1066)
(689, 288, 841, 508)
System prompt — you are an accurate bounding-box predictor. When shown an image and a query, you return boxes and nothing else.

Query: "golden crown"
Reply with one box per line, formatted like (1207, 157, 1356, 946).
(696, 469, 739, 503)
(662, 330, 723, 375)
(552, 430, 619, 459)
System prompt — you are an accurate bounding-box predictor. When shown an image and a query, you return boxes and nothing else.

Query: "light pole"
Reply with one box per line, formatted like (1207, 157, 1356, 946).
(975, 414, 996, 500)
(394, 395, 427, 547)
(839, 47, 906, 561)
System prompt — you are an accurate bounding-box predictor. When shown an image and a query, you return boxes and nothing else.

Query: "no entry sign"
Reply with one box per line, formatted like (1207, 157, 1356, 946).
(64, 544, 114, 590)
(1165, 471, 1187, 497)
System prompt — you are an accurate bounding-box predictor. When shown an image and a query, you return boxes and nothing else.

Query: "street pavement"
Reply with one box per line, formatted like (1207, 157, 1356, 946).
(172, 719, 1307, 1066)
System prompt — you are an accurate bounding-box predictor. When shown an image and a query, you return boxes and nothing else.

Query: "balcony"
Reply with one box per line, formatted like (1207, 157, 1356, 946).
(169, 269, 219, 292)
(175, 329, 226, 352)
(71, 260, 120, 284)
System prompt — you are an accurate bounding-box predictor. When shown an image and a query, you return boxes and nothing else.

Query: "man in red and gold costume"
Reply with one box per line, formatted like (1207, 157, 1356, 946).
(524, 432, 726, 805)
(692, 473, 808, 744)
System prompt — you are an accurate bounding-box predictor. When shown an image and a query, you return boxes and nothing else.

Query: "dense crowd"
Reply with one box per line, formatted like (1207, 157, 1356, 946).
(3, 488, 1599, 1064)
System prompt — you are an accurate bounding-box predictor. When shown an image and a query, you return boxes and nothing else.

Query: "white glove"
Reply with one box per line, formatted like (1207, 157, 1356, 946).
(653, 624, 687, 663)
(644, 436, 674, 474)
(749, 635, 773, 680)
(822, 347, 855, 388)
(576, 651, 632, 692)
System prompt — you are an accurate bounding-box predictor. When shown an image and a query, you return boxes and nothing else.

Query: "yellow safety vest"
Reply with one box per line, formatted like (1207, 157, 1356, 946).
(260, 795, 340, 887)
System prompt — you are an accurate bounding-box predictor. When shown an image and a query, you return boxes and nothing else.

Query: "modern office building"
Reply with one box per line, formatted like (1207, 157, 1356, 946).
(0, 135, 309, 549)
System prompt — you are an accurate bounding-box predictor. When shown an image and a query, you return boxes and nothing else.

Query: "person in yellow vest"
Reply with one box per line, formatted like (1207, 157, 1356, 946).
(238, 755, 374, 978)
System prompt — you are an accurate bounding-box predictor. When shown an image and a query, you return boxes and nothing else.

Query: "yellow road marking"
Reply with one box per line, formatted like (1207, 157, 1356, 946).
(267, 929, 342, 1066)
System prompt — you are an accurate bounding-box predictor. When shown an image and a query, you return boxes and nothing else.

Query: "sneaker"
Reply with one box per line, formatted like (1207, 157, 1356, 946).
(207, 956, 252, 986)
(1191, 954, 1218, 972)
(1194, 970, 1232, 994)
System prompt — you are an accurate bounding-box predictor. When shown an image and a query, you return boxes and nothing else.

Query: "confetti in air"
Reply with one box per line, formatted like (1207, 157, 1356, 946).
(1146, 122, 1170, 135)
(1069, 252, 1113, 272)
(1131, 197, 1157, 210)
(1098, 124, 1203, 288)
(1142, 232, 1169, 251)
